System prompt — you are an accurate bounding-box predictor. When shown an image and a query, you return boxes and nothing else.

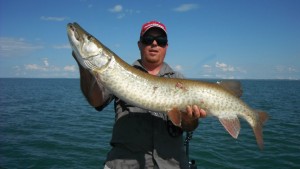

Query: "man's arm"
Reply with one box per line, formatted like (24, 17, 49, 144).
(73, 52, 110, 108)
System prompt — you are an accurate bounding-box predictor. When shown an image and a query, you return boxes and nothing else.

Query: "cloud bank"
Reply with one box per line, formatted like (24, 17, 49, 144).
(173, 4, 198, 12)
(0, 37, 43, 57)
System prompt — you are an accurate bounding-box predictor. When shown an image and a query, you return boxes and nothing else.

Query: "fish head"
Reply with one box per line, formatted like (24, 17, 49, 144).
(67, 22, 111, 71)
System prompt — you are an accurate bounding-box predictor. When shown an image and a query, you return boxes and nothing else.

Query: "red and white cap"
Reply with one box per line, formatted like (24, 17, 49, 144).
(140, 21, 167, 37)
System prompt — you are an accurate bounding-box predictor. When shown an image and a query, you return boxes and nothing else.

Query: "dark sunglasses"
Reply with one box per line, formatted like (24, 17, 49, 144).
(140, 36, 168, 47)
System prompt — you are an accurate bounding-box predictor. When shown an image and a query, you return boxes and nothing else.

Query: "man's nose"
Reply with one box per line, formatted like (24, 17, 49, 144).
(151, 40, 158, 46)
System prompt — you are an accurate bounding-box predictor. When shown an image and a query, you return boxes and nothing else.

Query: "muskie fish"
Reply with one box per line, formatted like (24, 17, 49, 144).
(67, 22, 268, 149)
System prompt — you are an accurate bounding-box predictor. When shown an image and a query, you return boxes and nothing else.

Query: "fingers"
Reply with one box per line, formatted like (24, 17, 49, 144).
(185, 105, 206, 119)
(192, 105, 201, 119)
(199, 108, 207, 118)
(181, 105, 206, 131)
(186, 105, 192, 117)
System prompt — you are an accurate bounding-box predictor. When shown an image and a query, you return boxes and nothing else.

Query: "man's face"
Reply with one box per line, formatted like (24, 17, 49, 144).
(138, 28, 168, 67)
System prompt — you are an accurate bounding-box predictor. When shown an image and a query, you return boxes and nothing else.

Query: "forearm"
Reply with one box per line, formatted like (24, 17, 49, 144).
(73, 52, 108, 108)
(78, 66, 103, 107)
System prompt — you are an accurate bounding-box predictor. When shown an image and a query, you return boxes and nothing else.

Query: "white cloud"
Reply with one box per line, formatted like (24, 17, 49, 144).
(40, 16, 69, 21)
(288, 67, 297, 72)
(0, 37, 43, 57)
(198, 61, 248, 79)
(203, 64, 212, 73)
(109, 5, 123, 13)
(117, 13, 126, 19)
(236, 67, 247, 74)
(18, 58, 78, 78)
(215, 62, 235, 72)
(275, 65, 298, 73)
(64, 65, 77, 72)
(274, 65, 299, 79)
(216, 74, 235, 79)
(108, 5, 140, 19)
(25, 58, 59, 72)
(53, 44, 71, 49)
(174, 65, 183, 72)
(173, 4, 198, 12)
(25, 64, 41, 70)
(43, 58, 49, 67)
(24, 64, 59, 72)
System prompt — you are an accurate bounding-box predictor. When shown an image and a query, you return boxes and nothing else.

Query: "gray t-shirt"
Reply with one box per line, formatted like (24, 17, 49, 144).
(99, 60, 189, 169)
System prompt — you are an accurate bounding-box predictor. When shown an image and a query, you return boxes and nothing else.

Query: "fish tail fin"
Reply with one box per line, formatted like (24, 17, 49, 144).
(253, 111, 269, 150)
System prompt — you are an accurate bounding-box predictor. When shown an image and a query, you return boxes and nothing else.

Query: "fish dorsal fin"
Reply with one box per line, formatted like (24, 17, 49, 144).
(219, 116, 241, 139)
(217, 80, 243, 98)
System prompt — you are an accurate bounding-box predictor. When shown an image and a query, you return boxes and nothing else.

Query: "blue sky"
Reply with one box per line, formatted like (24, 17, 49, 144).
(0, 0, 299, 79)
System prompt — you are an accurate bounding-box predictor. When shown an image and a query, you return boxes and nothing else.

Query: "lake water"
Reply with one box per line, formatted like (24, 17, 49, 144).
(1, 78, 299, 169)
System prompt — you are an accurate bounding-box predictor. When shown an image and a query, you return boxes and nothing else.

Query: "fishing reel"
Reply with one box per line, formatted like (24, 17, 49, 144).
(189, 159, 197, 169)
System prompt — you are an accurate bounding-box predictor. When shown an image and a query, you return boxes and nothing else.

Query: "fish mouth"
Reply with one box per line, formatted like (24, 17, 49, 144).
(67, 23, 101, 59)
(67, 23, 84, 45)
(68, 23, 92, 42)
(69, 24, 80, 41)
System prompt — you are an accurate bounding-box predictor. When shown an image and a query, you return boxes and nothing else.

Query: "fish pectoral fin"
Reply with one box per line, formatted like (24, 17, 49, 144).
(217, 80, 243, 98)
(219, 116, 241, 139)
(167, 108, 182, 127)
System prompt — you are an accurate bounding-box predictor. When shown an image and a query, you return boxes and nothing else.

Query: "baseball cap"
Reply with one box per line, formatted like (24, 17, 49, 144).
(140, 21, 167, 37)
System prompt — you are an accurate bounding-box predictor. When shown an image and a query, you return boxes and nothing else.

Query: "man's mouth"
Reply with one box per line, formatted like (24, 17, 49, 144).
(149, 49, 158, 55)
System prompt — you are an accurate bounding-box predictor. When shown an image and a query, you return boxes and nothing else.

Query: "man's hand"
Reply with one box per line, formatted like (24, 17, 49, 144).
(181, 105, 207, 131)
(184, 105, 206, 120)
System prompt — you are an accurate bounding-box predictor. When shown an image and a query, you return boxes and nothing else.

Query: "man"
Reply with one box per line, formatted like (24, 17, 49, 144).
(73, 21, 206, 169)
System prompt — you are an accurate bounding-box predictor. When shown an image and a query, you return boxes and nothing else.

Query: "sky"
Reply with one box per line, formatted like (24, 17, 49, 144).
(0, 0, 299, 79)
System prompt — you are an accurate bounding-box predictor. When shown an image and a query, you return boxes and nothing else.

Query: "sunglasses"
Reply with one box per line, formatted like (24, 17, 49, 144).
(140, 36, 168, 47)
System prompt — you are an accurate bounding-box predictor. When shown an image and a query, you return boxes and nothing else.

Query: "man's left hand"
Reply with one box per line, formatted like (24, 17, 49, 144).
(181, 105, 207, 131)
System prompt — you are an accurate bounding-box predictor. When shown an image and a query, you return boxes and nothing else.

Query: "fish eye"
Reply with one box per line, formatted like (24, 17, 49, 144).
(87, 35, 93, 40)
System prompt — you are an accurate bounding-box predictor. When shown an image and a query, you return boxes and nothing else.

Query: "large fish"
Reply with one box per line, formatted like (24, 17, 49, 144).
(67, 22, 268, 149)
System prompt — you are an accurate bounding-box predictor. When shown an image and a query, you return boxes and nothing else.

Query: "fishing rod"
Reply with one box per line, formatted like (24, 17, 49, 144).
(185, 131, 197, 169)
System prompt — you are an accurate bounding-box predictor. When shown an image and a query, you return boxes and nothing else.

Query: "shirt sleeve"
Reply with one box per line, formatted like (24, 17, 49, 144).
(173, 71, 185, 79)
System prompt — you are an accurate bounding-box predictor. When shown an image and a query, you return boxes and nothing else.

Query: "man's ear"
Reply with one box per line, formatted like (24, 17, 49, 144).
(137, 41, 142, 50)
